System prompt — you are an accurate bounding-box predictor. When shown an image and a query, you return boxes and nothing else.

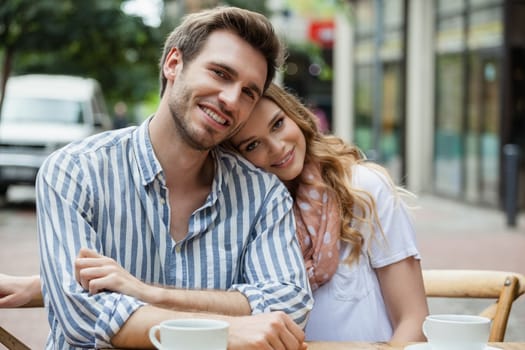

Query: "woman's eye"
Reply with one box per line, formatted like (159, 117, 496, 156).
(245, 141, 260, 152)
(272, 118, 284, 131)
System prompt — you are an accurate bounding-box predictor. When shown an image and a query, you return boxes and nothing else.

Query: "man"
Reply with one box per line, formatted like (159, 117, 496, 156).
(36, 6, 312, 349)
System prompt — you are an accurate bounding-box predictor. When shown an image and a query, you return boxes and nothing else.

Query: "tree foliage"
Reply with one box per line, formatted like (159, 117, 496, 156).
(0, 0, 165, 113)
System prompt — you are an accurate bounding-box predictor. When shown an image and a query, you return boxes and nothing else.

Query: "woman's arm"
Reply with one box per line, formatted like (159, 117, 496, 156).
(376, 256, 429, 342)
(0, 273, 42, 308)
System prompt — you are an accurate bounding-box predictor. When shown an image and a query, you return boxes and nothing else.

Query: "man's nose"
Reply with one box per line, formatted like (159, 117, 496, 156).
(218, 84, 242, 111)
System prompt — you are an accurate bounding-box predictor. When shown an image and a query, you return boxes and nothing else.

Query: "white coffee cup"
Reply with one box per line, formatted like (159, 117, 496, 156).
(149, 318, 229, 350)
(422, 314, 491, 350)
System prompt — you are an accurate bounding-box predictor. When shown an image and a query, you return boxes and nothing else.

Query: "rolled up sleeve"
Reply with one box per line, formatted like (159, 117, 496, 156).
(230, 187, 313, 327)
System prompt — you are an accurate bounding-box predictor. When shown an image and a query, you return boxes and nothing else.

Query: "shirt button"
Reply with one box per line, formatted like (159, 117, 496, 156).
(175, 245, 181, 253)
(160, 198, 166, 205)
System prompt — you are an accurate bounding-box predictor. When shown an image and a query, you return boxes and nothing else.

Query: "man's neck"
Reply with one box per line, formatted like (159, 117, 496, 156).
(148, 114, 215, 191)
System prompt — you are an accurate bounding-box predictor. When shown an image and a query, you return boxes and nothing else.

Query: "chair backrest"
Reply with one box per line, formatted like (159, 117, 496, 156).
(422, 269, 525, 342)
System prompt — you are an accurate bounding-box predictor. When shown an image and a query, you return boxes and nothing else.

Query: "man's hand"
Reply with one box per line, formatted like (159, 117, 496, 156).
(227, 311, 308, 350)
(75, 248, 146, 297)
(0, 273, 41, 308)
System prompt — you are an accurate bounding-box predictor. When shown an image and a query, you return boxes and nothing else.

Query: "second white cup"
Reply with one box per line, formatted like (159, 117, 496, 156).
(423, 314, 491, 350)
(149, 318, 229, 350)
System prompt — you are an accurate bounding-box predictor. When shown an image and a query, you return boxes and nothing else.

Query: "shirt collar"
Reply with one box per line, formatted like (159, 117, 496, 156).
(131, 116, 228, 192)
(132, 116, 163, 186)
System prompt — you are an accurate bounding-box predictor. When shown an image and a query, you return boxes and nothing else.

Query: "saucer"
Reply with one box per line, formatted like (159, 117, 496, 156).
(404, 344, 500, 350)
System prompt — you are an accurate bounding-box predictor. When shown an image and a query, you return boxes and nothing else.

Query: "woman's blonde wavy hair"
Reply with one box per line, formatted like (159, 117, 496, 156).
(226, 83, 404, 265)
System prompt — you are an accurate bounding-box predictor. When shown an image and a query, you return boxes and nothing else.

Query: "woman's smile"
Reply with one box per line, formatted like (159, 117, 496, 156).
(272, 147, 295, 168)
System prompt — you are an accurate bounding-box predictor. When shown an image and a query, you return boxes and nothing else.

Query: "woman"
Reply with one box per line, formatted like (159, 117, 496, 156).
(0, 83, 428, 342)
(227, 83, 428, 342)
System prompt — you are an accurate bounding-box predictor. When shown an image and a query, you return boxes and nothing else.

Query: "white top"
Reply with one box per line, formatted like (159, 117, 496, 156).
(305, 164, 421, 341)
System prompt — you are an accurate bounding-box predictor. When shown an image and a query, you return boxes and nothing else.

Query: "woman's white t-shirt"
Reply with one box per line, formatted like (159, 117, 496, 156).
(304, 164, 421, 341)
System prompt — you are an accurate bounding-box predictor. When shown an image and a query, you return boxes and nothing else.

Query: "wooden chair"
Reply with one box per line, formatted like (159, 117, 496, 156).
(422, 269, 525, 342)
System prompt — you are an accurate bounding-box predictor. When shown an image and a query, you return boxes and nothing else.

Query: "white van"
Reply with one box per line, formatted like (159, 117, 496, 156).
(0, 74, 112, 196)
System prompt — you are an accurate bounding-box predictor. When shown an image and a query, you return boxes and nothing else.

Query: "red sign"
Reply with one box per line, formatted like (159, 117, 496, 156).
(308, 20, 335, 48)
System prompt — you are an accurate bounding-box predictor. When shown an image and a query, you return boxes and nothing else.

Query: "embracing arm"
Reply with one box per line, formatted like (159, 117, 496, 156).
(73, 248, 307, 349)
(229, 184, 313, 326)
(376, 257, 429, 342)
(75, 248, 252, 316)
(82, 182, 314, 325)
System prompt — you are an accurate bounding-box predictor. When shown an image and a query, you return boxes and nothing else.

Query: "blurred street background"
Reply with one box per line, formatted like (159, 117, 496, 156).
(1, 0, 525, 348)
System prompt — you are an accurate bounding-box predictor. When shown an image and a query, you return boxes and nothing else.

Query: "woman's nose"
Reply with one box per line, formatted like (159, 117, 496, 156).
(268, 137, 284, 155)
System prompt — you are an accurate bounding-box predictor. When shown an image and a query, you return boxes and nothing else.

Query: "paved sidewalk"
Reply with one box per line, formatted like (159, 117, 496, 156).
(414, 194, 524, 275)
(0, 188, 524, 348)
(412, 195, 525, 342)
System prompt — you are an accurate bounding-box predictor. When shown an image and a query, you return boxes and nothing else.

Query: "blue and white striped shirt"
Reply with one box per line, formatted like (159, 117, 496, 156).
(36, 118, 312, 349)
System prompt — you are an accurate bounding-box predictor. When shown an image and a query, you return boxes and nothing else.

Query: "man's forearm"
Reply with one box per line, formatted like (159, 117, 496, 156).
(112, 305, 308, 350)
(143, 285, 252, 316)
(111, 305, 213, 348)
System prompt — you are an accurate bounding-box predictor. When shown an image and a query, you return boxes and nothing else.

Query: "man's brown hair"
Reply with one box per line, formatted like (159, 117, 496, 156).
(159, 6, 284, 96)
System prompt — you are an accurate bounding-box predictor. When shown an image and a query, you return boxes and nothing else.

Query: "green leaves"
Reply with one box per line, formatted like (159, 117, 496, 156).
(0, 0, 164, 109)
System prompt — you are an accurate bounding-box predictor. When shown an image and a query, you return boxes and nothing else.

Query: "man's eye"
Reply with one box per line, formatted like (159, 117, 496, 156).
(242, 88, 255, 100)
(213, 69, 226, 78)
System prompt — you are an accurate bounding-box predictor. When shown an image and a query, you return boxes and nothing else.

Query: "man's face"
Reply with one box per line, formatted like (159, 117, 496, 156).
(166, 30, 268, 151)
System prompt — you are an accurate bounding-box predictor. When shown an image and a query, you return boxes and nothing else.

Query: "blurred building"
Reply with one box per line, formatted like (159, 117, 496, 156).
(332, 0, 525, 210)
(160, 0, 524, 211)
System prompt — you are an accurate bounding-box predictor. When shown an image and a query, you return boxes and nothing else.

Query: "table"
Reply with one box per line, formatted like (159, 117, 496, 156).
(306, 342, 525, 349)
(109, 343, 525, 349)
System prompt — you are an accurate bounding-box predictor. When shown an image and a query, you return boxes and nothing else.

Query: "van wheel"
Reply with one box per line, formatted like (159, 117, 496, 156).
(0, 185, 8, 197)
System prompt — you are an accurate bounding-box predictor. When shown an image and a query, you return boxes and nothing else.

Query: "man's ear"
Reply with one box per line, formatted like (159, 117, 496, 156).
(163, 47, 183, 81)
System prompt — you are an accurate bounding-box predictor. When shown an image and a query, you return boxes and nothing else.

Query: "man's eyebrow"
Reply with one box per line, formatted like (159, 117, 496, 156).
(213, 62, 262, 98)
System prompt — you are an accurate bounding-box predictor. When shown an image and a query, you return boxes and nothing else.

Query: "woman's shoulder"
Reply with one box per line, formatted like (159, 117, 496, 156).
(350, 162, 394, 196)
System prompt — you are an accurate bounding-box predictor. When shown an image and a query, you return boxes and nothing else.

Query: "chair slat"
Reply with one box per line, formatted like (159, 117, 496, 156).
(423, 269, 525, 342)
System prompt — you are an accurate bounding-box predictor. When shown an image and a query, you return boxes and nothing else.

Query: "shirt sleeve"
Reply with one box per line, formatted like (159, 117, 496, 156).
(36, 151, 145, 348)
(229, 181, 313, 327)
(352, 164, 421, 268)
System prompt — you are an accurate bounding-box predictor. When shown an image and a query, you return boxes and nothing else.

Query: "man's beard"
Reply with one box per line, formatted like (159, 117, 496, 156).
(168, 84, 219, 151)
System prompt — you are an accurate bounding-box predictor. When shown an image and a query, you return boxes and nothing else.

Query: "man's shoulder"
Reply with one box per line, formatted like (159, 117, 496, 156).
(56, 127, 135, 158)
(216, 148, 274, 180)
(214, 148, 292, 207)
(215, 148, 289, 194)
(42, 127, 136, 172)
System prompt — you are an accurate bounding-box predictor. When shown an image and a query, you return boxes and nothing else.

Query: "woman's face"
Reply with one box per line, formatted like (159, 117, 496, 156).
(230, 97, 306, 182)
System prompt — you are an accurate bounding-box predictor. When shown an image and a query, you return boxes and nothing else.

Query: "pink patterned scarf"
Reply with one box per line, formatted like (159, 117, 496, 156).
(293, 161, 341, 291)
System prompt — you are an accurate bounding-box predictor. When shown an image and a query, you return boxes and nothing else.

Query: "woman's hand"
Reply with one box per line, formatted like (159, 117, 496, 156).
(0, 273, 41, 308)
(75, 248, 147, 299)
